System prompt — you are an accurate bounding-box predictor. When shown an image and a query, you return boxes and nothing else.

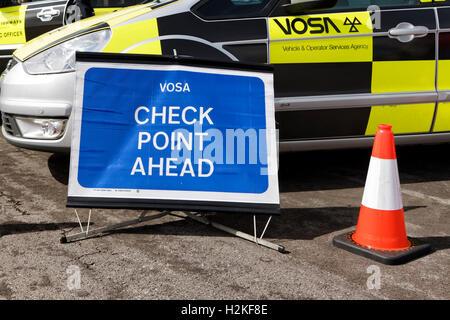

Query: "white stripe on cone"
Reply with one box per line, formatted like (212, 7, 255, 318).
(361, 157, 403, 211)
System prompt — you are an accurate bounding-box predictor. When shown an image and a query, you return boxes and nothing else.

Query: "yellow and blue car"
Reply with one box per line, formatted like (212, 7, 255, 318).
(1, 0, 449, 152)
(0, 0, 139, 70)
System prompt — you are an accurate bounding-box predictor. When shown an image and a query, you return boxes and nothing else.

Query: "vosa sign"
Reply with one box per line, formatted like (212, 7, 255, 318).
(67, 53, 280, 215)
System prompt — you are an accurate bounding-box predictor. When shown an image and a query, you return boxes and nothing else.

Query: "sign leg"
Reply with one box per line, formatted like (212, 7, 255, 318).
(60, 210, 170, 243)
(180, 212, 287, 253)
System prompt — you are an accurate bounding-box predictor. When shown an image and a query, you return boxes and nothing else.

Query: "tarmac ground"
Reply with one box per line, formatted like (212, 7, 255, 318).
(0, 136, 448, 300)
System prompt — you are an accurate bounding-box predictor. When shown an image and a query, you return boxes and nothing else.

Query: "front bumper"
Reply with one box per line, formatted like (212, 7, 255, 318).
(0, 61, 75, 152)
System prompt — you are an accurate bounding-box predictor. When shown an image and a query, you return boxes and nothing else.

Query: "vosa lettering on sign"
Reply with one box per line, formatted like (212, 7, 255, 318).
(67, 53, 279, 214)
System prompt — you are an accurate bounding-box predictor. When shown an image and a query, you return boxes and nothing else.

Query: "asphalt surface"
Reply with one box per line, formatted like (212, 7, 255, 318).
(0, 136, 448, 300)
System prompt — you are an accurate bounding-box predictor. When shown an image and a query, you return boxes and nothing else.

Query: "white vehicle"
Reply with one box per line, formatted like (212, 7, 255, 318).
(2, 0, 450, 152)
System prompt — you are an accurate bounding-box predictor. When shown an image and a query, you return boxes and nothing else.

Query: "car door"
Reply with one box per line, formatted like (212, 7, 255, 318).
(269, 0, 438, 142)
(24, 0, 66, 40)
(150, 0, 277, 64)
(434, 0, 450, 133)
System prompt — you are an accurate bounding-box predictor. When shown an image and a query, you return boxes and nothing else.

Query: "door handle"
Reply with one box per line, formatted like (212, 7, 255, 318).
(388, 22, 429, 43)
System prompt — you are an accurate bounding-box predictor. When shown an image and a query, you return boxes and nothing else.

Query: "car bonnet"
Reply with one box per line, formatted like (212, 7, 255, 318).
(13, 1, 181, 62)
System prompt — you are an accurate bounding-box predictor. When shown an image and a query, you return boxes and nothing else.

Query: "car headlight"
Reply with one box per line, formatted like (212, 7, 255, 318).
(23, 29, 111, 75)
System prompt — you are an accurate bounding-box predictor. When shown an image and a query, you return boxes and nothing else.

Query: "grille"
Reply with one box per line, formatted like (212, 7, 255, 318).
(1, 113, 21, 137)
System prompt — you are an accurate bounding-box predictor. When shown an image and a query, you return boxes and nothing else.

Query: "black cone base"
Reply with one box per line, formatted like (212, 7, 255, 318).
(333, 232, 432, 265)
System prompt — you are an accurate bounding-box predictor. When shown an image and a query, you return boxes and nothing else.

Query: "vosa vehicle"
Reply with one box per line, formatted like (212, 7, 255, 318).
(0, 0, 141, 71)
(1, 0, 450, 152)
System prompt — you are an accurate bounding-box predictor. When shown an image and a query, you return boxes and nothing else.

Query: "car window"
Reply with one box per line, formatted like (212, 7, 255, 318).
(421, 0, 450, 6)
(333, 0, 419, 10)
(89, 0, 142, 8)
(0, 0, 30, 7)
(193, 0, 279, 20)
(271, 0, 422, 16)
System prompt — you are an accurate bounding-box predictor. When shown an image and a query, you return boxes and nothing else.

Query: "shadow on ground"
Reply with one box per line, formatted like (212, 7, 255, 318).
(73, 205, 435, 243)
(48, 153, 70, 185)
(0, 222, 80, 237)
(279, 143, 450, 192)
(46, 144, 450, 248)
(48, 144, 450, 192)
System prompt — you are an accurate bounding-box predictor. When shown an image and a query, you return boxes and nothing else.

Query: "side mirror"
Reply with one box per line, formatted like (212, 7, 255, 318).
(283, 0, 338, 14)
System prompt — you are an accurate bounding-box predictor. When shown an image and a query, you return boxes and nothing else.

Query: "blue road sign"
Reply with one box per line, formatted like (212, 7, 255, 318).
(68, 54, 279, 214)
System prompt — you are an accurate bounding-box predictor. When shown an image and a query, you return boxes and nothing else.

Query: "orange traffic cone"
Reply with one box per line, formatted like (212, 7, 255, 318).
(333, 124, 431, 265)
